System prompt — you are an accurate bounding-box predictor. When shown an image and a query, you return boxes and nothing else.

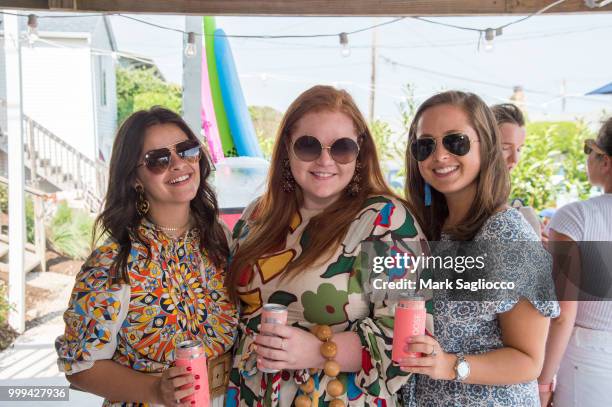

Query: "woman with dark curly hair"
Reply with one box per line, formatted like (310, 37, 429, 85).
(56, 107, 237, 406)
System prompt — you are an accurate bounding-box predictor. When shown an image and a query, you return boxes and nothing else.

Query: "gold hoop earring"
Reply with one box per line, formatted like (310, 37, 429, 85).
(135, 184, 150, 216)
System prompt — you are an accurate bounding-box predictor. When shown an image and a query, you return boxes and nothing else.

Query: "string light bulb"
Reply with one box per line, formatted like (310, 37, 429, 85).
(339, 32, 350, 57)
(27, 14, 39, 46)
(184, 32, 197, 58)
(484, 28, 495, 52)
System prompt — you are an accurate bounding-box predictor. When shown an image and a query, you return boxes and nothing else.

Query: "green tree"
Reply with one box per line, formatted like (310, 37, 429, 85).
(511, 120, 594, 211)
(116, 67, 182, 125)
(250, 106, 282, 160)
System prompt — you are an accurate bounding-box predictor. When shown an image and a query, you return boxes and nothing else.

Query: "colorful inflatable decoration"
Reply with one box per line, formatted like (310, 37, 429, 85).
(202, 17, 262, 159)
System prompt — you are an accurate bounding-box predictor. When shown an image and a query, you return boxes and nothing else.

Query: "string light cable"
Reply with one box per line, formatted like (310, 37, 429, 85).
(0, 0, 594, 55)
(411, 0, 569, 50)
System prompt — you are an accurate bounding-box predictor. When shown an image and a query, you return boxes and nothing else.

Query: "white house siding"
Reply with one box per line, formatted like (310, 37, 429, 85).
(0, 39, 8, 134)
(91, 19, 117, 162)
(20, 38, 97, 186)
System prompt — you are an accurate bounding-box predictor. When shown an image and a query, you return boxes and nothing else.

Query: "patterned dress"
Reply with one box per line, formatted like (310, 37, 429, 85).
(226, 195, 431, 407)
(55, 219, 238, 407)
(404, 208, 560, 407)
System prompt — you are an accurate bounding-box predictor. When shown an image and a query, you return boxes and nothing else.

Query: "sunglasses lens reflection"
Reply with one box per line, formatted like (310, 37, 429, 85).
(411, 134, 471, 162)
(145, 151, 171, 174)
(143, 140, 201, 173)
(293, 136, 322, 162)
(412, 138, 436, 161)
(330, 138, 359, 164)
(443, 134, 471, 156)
(177, 141, 202, 163)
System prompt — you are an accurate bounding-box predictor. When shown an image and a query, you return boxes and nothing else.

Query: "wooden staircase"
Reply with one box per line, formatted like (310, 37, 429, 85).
(0, 233, 40, 274)
(0, 99, 108, 214)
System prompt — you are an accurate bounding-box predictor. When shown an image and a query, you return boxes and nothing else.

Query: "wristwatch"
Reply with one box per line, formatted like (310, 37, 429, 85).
(454, 353, 470, 381)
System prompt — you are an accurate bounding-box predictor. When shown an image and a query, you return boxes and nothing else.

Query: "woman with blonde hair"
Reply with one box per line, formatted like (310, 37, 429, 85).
(400, 91, 559, 406)
(225, 85, 429, 407)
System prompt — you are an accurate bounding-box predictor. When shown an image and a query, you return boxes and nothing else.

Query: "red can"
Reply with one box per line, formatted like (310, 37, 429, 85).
(175, 340, 209, 407)
(259, 303, 288, 373)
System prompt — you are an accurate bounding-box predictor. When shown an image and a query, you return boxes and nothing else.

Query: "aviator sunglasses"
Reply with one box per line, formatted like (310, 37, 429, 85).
(292, 135, 360, 164)
(410, 133, 476, 162)
(136, 139, 202, 174)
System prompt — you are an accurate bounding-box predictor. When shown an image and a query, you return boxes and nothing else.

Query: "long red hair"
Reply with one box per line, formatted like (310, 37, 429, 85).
(228, 85, 398, 301)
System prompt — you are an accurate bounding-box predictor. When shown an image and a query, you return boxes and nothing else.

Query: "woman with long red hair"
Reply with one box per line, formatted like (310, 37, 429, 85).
(225, 85, 429, 407)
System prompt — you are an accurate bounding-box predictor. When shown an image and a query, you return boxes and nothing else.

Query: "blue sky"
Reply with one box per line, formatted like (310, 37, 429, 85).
(110, 13, 612, 128)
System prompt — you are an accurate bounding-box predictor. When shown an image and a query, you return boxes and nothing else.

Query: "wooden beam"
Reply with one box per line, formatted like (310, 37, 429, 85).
(48, 0, 77, 10)
(0, 0, 610, 16)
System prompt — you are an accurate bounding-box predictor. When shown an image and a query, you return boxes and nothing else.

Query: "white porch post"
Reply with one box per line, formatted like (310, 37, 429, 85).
(182, 16, 202, 139)
(4, 11, 26, 333)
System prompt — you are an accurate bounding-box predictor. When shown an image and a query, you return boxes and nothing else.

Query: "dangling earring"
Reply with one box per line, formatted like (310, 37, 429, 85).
(347, 161, 362, 196)
(135, 184, 150, 216)
(282, 158, 296, 193)
(424, 182, 432, 207)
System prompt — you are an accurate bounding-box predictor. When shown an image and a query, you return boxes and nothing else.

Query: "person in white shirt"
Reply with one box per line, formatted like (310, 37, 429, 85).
(538, 116, 612, 407)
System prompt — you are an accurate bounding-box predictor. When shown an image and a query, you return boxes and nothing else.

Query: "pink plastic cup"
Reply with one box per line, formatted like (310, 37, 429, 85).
(392, 295, 426, 363)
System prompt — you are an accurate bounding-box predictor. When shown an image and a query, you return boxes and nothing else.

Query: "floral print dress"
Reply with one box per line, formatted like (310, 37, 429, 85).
(55, 219, 238, 407)
(226, 195, 432, 407)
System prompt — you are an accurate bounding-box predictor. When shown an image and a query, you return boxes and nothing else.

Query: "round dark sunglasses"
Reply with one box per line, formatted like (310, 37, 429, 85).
(137, 139, 202, 174)
(410, 133, 475, 162)
(292, 135, 360, 164)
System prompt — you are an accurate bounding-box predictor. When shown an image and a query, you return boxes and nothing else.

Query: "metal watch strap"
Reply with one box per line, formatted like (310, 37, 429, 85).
(454, 352, 469, 381)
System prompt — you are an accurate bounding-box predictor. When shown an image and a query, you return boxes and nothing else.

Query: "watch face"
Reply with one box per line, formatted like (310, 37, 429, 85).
(457, 361, 470, 378)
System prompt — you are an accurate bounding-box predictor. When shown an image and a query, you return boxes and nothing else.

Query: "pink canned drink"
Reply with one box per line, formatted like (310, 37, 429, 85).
(392, 295, 426, 363)
(259, 303, 288, 373)
(175, 340, 209, 407)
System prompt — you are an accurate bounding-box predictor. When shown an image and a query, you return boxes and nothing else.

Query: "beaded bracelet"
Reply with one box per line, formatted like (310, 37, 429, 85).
(295, 325, 345, 407)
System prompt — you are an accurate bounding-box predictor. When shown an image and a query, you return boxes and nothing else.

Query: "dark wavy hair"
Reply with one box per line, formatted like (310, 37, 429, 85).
(94, 107, 228, 284)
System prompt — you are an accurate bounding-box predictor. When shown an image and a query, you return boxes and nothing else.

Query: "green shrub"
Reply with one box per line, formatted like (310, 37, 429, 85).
(117, 66, 182, 125)
(0, 184, 35, 244)
(511, 120, 593, 211)
(0, 282, 10, 326)
(47, 202, 94, 260)
(0, 184, 7, 213)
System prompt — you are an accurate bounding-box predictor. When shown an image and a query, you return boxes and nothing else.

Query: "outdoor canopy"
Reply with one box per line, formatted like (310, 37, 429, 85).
(586, 82, 612, 95)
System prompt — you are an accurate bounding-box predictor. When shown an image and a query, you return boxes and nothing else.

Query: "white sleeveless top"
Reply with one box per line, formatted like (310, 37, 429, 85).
(548, 194, 612, 331)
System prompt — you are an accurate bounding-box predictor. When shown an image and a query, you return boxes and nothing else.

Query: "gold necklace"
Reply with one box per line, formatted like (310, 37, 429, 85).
(152, 219, 190, 233)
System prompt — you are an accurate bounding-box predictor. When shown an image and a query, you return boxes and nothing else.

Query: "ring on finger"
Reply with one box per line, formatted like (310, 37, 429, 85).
(281, 338, 286, 350)
(428, 345, 437, 357)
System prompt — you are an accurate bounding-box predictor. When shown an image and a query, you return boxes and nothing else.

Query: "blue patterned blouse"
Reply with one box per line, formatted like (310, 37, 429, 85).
(403, 208, 560, 407)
